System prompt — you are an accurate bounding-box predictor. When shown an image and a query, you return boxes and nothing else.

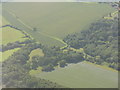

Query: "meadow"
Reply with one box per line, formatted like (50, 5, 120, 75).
(2, 17, 10, 26)
(29, 48, 44, 61)
(2, 2, 115, 47)
(33, 61, 118, 88)
(1, 2, 118, 88)
(0, 16, 29, 62)
(1, 27, 28, 45)
(0, 15, 29, 45)
(0, 48, 20, 62)
(0, 16, 10, 27)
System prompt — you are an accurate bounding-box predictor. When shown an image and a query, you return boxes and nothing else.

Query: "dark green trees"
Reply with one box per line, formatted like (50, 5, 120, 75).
(42, 64, 55, 72)
(59, 60, 67, 67)
(64, 19, 118, 70)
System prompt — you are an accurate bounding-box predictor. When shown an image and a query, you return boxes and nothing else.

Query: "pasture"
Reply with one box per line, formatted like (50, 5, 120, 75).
(1, 27, 28, 45)
(29, 48, 44, 60)
(2, 17, 10, 26)
(33, 61, 118, 88)
(2, 3, 115, 47)
(0, 48, 20, 62)
(0, 14, 10, 27)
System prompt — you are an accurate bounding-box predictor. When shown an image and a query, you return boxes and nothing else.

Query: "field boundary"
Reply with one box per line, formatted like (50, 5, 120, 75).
(3, 7, 67, 48)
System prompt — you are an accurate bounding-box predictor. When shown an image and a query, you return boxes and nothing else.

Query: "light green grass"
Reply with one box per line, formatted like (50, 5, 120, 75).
(0, 48, 20, 62)
(28, 49, 44, 74)
(2, 17, 10, 26)
(29, 67, 43, 75)
(29, 48, 44, 60)
(1, 27, 28, 45)
(0, 15, 10, 27)
(104, 10, 118, 20)
(33, 61, 118, 88)
(2, 3, 115, 47)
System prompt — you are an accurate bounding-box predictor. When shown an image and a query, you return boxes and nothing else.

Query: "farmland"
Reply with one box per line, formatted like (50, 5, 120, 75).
(1, 2, 118, 88)
(1, 27, 28, 45)
(0, 16, 29, 62)
(1, 15, 29, 45)
(33, 61, 118, 88)
(2, 2, 115, 47)
(0, 48, 20, 62)
(0, 16, 10, 27)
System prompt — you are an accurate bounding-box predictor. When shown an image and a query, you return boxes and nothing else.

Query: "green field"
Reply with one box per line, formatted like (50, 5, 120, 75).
(2, 2, 115, 47)
(0, 48, 20, 62)
(0, 15, 29, 45)
(1, 27, 28, 45)
(33, 61, 118, 88)
(29, 48, 44, 60)
(0, 16, 29, 62)
(0, 14, 10, 27)
(1, 17, 10, 26)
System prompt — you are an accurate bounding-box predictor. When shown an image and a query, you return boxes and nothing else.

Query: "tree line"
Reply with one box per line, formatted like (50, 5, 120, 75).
(64, 19, 119, 70)
(2, 42, 63, 88)
(2, 18, 119, 88)
(2, 37, 85, 87)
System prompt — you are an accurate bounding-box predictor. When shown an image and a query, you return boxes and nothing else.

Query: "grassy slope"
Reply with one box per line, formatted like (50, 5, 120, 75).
(0, 16, 10, 27)
(1, 27, 28, 45)
(1, 15, 29, 45)
(2, 17, 10, 26)
(33, 61, 118, 88)
(0, 4, 2, 27)
(28, 48, 44, 75)
(2, 9, 66, 47)
(0, 17, 28, 62)
(2, 3, 115, 47)
(29, 48, 44, 60)
(0, 48, 20, 62)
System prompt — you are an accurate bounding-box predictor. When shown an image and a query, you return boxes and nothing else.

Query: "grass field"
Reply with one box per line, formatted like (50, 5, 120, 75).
(1, 27, 28, 45)
(33, 61, 118, 88)
(2, 2, 115, 47)
(0, 16, 28, 62)
(29, 67, 43, 75)
(2, 17, 10, 26)
(29, 48, 44, 60)
(0, 48, 20, 62)
(0, 14, 10, 27)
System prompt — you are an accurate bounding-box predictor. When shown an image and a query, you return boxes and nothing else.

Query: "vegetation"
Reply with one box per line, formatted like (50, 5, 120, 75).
(2, 2, 115, 46)
(2, 35, 85, 87)
(104, 11, 118, 20)
(29, 48, 44, 61)
(25, 45, 84, 71)
(0, 16, 10, 27)
(1, 2, 118, 88)
(64, 19, 119, 70)
(2, 42, 63, 88)
(1, 27, 29, 45)
(0, 48, 20, 62)
(59, 60, 67, 67)
(0, 17, 32, 62)
(34, 61, 118, 88)
(2, 39, 34, 52)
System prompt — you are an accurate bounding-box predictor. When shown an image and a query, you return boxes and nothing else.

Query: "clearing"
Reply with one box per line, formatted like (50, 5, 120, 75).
(33, 61, 118, 88)
(29, 48, 44, 60)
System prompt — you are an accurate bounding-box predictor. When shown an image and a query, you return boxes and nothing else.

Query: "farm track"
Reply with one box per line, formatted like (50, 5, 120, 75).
(3, 7, 68, 48)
